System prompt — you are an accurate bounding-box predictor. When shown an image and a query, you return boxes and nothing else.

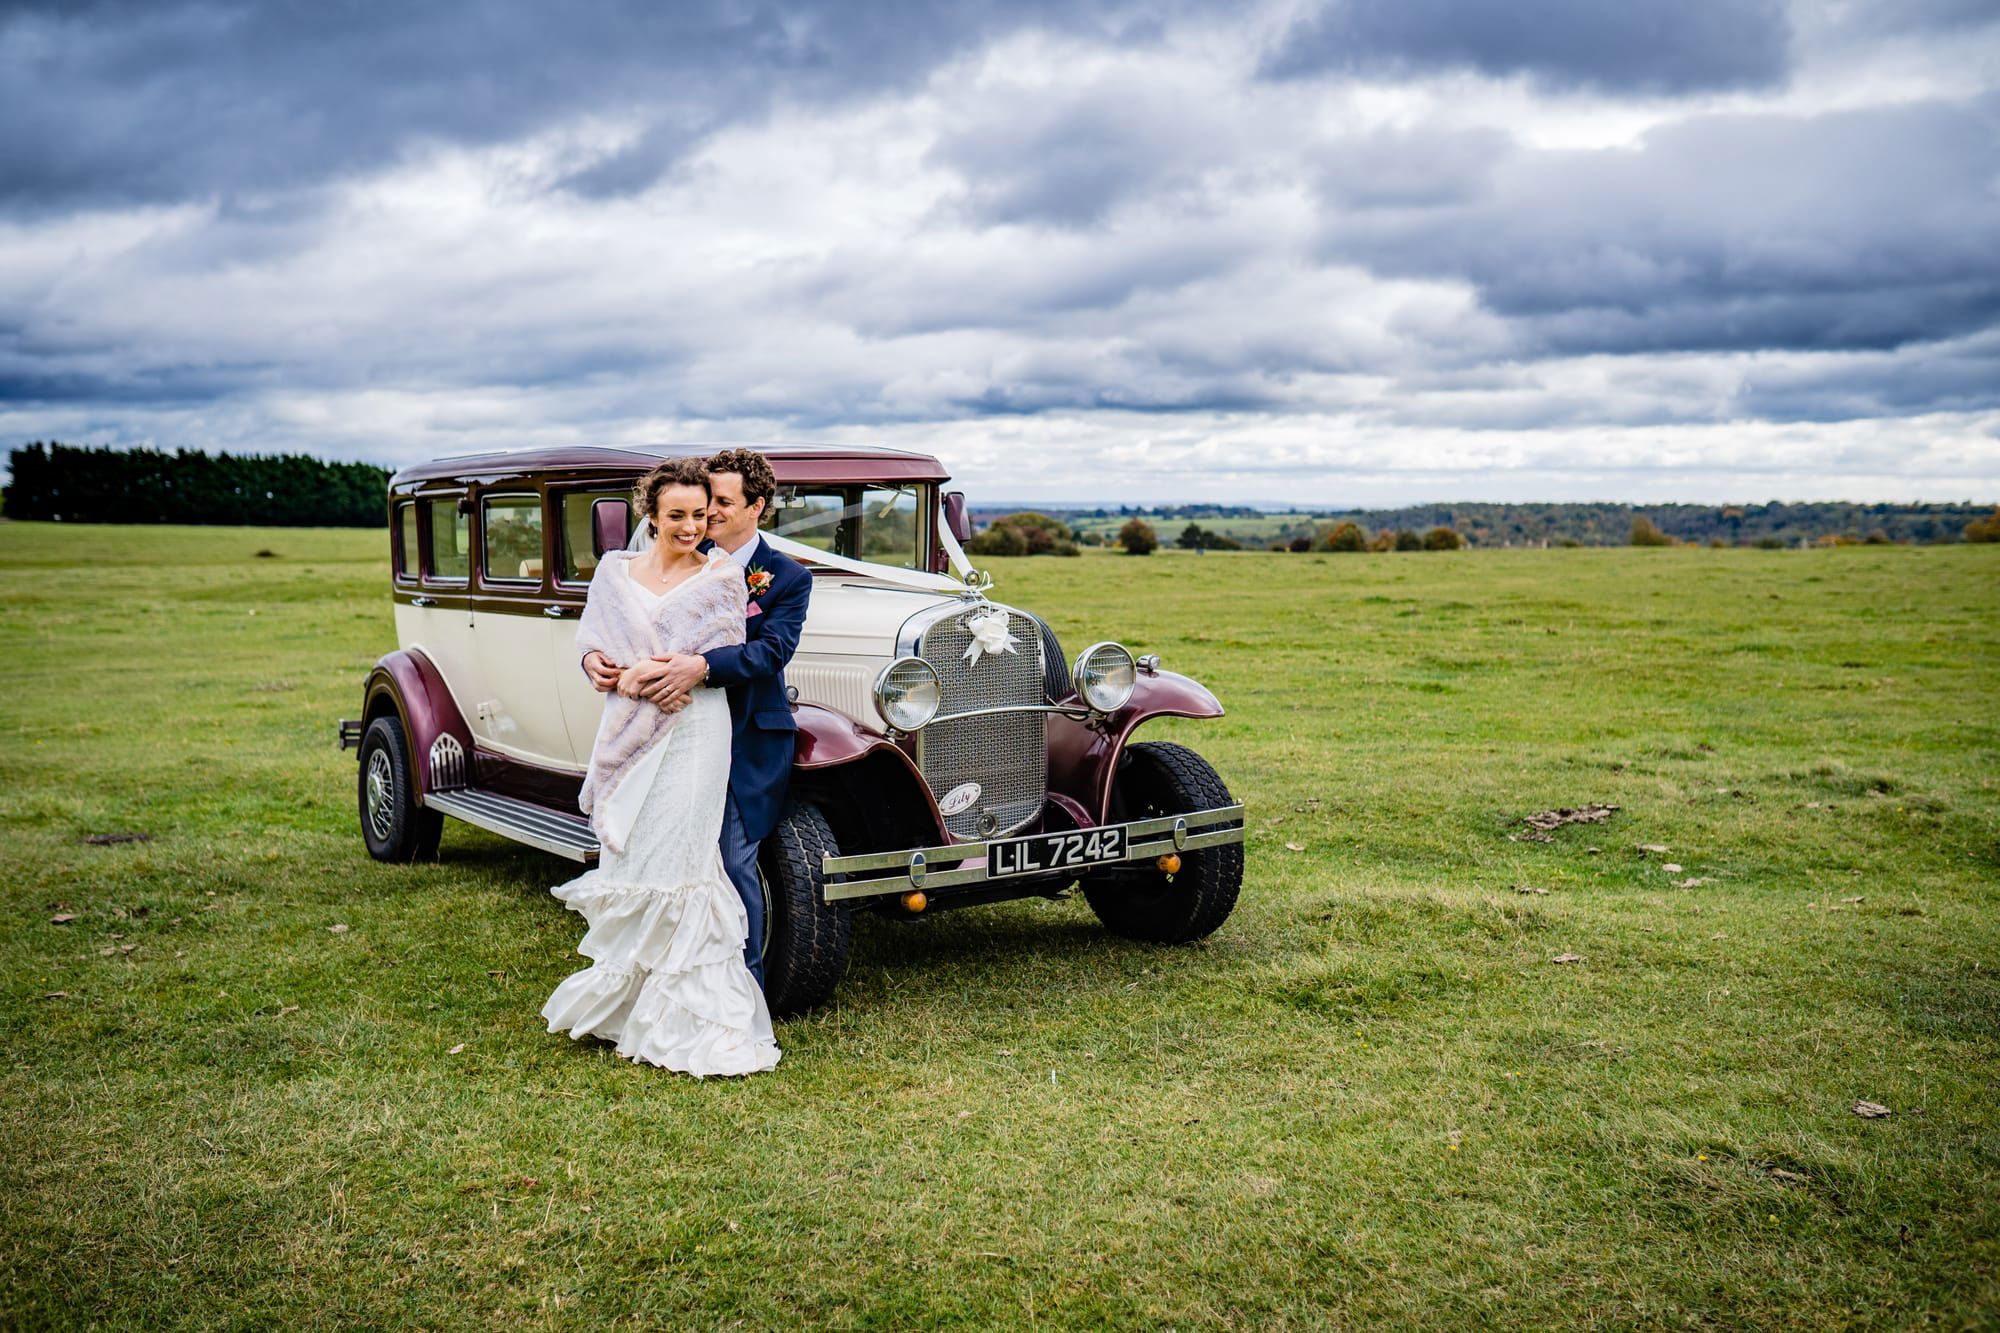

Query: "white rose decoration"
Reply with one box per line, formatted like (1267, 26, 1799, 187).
(961, 609, 1021, 666)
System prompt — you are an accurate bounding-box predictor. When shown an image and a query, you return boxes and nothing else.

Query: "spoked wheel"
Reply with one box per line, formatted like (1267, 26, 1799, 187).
(1083, 741, 1243, 943)
(357, 716, 442, 862)
(757, 798, 852, 1018)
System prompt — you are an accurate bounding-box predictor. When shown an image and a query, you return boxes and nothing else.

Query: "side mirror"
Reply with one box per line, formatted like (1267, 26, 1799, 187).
(591, 497, 632, 558)
(943, 491, 972, 544)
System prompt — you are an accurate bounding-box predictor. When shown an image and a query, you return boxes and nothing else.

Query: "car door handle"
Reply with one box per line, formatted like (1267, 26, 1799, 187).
(543, 605, 571, 618)
(411, 595, 437, 607)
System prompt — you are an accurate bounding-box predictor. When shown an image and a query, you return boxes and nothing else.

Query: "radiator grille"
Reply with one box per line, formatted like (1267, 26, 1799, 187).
(917, 607, 1047, 840)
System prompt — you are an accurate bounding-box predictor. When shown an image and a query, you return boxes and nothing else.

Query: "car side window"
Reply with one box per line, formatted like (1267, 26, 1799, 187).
(393, 502, 417, 581)
(558, 491, 626, 583)
(482, 493, 545, 583)
(425, 496, 470, 582)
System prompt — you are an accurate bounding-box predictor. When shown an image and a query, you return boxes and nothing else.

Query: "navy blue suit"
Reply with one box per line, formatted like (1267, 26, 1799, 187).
(700, 534, 810, 985)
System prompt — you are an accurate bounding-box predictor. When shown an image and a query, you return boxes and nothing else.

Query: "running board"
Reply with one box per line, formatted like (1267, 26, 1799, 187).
(423, 788, 599, 862)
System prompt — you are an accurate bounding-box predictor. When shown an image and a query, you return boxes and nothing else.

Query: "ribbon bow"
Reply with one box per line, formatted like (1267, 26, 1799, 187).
(961, 609, 1021, 666)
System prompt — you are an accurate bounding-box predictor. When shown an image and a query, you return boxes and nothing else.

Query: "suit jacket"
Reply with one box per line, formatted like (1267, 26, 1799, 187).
(699, 534, 811, 843)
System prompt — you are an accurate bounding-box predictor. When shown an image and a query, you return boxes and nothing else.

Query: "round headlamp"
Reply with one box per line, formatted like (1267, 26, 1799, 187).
(1073, 641, 1137, 713)
(873, 657, 941, 732)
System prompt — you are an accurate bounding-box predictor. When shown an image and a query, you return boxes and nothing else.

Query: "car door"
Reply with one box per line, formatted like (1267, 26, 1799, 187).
(465, 489, 579, 770)
(548, 487, 632, 763)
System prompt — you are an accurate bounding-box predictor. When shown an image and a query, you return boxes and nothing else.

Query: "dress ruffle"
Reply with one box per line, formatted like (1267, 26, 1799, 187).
(541, 689, 779, 1079)
(542, 868, 781, 1076)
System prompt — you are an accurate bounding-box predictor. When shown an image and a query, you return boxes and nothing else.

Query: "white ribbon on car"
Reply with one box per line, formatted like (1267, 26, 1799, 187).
(761, 530, 997, 598)
(627, 516, 989, 597)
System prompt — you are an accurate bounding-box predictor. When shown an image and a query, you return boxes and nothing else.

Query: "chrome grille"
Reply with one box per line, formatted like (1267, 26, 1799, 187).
(916, 606, 1047, 840)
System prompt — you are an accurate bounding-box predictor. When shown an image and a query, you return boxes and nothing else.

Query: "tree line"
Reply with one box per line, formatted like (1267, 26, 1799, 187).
(2, 442, 391, 527)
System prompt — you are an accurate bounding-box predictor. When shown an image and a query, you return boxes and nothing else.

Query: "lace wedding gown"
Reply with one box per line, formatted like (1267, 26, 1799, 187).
(540, 559, 781, 1077)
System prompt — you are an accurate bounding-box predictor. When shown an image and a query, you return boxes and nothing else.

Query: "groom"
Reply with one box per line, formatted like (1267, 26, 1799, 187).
(638, 449, 810, 987)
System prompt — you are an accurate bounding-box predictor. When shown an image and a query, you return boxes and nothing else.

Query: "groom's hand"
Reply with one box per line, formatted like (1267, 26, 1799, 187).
(640, 653, 708, 706)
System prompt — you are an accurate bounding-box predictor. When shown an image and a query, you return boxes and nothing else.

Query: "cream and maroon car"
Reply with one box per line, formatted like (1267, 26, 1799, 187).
(340, 443, 1246, 1015)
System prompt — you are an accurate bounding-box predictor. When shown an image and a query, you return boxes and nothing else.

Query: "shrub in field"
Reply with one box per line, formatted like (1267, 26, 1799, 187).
(1754, 536, 1786, 549)
(1395, 529, 1423, 551)
(1288, 535, 1314, 553)
(1368, 529, 1397, 552)
(1423, 526, 1464, 551)
(1631, 516, 1672, 546)
(968, 512, 1079, 557)
(1320, 521, 1368, 552)
(1118, 518, 1158, 555)
(1964, 507, 2000, 543)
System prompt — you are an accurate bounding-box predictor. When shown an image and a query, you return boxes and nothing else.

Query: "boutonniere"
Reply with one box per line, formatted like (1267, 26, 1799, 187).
(745, 565, 773, 599)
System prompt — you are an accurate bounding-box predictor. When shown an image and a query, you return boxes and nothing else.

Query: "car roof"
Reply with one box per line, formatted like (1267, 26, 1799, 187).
(388, 442, 952, 488)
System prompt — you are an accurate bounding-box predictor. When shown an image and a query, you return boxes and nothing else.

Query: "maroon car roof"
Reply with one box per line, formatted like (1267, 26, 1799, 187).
(388, 442, 952, 488)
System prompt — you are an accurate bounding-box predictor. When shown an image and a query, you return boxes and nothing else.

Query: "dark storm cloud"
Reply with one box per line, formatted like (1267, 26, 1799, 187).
(1321, 97, 2000, 358)
(1261, 0, 1792, 93)
(0, 0, 1185, 214)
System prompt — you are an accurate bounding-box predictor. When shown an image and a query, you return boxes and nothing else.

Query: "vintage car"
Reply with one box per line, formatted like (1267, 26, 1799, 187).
(339, 443, 1245, 1015)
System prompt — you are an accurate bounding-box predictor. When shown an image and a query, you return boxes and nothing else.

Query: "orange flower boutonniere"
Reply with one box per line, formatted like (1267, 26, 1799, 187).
(745, 565, 773, 599)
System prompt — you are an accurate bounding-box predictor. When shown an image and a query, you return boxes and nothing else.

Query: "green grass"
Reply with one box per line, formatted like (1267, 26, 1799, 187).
(3, 525, 1997, 1330)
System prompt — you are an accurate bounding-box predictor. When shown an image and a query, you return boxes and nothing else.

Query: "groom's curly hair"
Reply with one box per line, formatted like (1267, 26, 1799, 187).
(705, 447, 777, 515)
(633, 456, 712, 528)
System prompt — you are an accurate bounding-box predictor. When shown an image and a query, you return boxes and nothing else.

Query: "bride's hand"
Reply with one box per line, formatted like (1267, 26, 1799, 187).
(616, 660, 669, 699)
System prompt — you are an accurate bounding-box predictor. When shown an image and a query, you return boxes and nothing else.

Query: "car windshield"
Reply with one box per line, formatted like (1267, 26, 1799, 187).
(763, 483, 929, 569)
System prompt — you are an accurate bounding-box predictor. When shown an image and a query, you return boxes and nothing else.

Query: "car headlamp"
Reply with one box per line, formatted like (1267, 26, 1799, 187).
(873, 657, 941, 732)
(1073, 642, 1137, 713)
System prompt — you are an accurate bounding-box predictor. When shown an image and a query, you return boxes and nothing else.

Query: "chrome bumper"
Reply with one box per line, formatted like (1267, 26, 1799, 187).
(820, 803, 1245, 903)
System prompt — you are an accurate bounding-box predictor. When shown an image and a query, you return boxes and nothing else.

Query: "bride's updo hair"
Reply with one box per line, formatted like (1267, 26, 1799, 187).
(634, 457, 713, 532)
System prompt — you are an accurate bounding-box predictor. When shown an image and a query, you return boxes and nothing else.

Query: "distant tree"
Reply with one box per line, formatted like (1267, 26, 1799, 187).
(1077, 530, 1106, 547)
(1630, 516, 1672, 546)
(1118, 518, 1158, 555)
(1754, 536, 1786, 549)
(1394, 529, 1422, 552)
(1319, 521, 1367, 553)
(967, 511, 1079, 557)
(1423, 526, 1464, 551)
(1963, 507, 2000, 543)
(1177, 522, 1206, 550)
(1367, 529, 1397, 552)
(1288, 535, 1313, 553)
(1863, 530, 1892, 545)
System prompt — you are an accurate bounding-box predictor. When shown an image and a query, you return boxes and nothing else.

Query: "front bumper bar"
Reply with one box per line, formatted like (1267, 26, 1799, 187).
(820, 803, 1246, 903)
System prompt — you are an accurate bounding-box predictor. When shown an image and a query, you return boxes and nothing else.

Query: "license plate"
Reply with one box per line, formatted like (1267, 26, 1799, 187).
(986, 826, 1127, 879)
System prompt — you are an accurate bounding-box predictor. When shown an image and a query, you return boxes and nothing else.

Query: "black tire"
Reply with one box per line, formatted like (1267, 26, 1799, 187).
(758, 799, 852, 1018)
(1083, 741, 1243, 944)
(357, 716, 443, 863)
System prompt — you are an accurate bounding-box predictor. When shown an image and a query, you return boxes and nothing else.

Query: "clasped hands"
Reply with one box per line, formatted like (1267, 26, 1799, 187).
(583, 650, 706, 713)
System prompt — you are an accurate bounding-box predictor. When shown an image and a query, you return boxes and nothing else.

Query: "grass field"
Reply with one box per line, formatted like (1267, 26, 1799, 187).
(2, 523, 1996, 1330)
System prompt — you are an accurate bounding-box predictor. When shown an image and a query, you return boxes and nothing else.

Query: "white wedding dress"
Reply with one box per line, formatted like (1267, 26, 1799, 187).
(540, 561, 781, 1077)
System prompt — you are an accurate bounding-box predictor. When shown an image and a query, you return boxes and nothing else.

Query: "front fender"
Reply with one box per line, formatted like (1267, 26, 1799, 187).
(1048, 669, 1224, 824)
(363, 649, 474, 795)
(791, 702, 949, 844)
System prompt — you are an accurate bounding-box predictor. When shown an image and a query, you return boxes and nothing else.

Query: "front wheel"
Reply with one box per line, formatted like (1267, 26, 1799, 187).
(357, 716, 442, 862)
(1083, 741, 1243, 943)
(758, 799, 852, 1018)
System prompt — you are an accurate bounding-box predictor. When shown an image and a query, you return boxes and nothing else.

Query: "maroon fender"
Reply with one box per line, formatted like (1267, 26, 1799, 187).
(363, 649, 475, 794)
(1047, 669, 1225, 825)
(791, 702, 949, 839)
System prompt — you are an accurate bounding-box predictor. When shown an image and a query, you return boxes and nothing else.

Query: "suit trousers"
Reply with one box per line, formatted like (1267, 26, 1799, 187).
(720, 789, 766, 989)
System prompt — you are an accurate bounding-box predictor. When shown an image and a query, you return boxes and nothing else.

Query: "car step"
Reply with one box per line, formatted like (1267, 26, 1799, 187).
(422, 788, 599, 862)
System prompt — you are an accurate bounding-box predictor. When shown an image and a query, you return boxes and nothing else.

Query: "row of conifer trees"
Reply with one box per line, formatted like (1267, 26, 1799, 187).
(2, 442, 390, 527)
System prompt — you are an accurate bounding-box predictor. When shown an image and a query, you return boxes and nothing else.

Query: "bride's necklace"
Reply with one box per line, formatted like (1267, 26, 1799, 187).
(631, 549, 704, 597)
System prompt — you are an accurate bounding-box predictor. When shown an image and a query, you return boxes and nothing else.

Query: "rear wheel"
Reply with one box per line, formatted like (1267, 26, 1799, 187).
(357, 716, 442, 862)
(758, 799, 852, 1018)
(1083, 741, 1242, 943)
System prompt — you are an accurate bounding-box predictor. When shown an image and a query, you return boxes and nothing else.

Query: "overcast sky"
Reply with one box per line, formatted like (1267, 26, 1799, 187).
(2, 0, 1997, 506)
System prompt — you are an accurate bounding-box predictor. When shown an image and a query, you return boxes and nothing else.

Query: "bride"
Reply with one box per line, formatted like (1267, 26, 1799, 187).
(540, 457, 781, 1076)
